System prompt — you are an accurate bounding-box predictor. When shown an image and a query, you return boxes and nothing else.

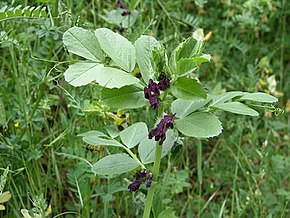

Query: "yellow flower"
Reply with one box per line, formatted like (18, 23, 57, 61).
(204, 31, 212, 41)
(14, 122, 20, 128)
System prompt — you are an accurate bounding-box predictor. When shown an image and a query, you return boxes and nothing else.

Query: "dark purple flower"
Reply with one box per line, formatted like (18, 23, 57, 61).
(128, 179, 142, 192)
(149, 96, 159, 110)
(158, 72, 170, 91)
(144, 79, 160, 110)
(128, 169, 152, 192)
(145, 172, 152, 188)
(121, 10, 131, 16)
(148, 79, 160, 96)
(163, 114, 175, 129)
(148, 113, 176, 145)
(134, 170, 146, 179)
(117, 0, 126, 9)
(144, 87, 151, 99)
(144, 74, 170, 110)
(160, 80, 169, 88)
(113, 26, 126, 34)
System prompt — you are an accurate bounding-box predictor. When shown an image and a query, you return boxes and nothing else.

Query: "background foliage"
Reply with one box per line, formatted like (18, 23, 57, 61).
(0, 0, 289, 217)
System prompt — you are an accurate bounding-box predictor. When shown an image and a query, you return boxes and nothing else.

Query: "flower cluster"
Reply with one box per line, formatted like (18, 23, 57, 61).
(144, 73, 170, 110)
(149, 113, 176, 145)
(128, 169, 152, 192)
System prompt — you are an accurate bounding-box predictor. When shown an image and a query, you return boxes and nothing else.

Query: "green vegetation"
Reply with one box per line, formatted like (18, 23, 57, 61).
(0, 0, 289, 217)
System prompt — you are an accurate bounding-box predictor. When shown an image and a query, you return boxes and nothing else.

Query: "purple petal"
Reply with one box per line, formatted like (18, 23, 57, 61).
(128, 179, 142, 192)
(146, 179, 152, 188)
(144, 87, 151, 99)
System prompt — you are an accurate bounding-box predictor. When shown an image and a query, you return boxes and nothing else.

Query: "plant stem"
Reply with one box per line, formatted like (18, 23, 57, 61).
(197, 140, 203, 214)
(124, 147, 146, 169)
(143, 142, 163, 218)
(280, 0, 286, 91)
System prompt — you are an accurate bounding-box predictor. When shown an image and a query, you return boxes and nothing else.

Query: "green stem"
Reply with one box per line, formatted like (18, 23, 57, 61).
(197, 140, 203, 214)
(143, 142, 163, 218)
(279, 0, 286, 91)
(124, 147, 146, 169)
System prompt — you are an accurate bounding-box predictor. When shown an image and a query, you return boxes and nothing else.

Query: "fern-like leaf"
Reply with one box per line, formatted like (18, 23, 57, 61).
(0, 31, 19, 47)
(171, 12, 200, 28)
(0, 5, 47, 20)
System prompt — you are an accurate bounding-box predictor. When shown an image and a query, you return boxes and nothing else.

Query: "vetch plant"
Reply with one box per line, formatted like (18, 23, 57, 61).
(62, 26, 279, 217)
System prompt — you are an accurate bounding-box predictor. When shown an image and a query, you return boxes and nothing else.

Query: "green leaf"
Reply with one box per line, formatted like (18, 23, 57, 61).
(21, 209, 40, 218)
(211, 102, 259, 116)
(21, 209, 33, 218)
(82, 135, 124, 148)
(92, 154, 139, 175)
(102, 84, 146, 109)
(210, 91, 245, 106)
(138, 130, 175, 164)
(0, 96, 6, 126)
(78, 130, 107, 137)
(94, 66, 139, 88)
(64, 62, 102, 87)
(178, 37, 196, 59)
(40, 7, 47, 17)
(175, 58, 197, 76)
(171, 77, 207, 100)
(6, 8, 15, 17)
(240, 92, 278, 103)
(0, 192, 11, 204)
(151, 46, 168, 78)
(193, 54, 211, 63)
(23, 6, 31, 16)
(63, 26, 104, 62)
(33, 6, 42, 17)
(105, 125, 120, 138)
(14, 5, 22, 16)
(99, 9, 139, 28)
(64, 62, 139, 88)
(121, 10, 139, 28)
(175, 54, 210, 76)
(99, 9, 124, 25)
(169, 38, 195, 70)
(171, 98, 211, 118)
(95, 28, 136, 72)
(192, 40, 204, 55)
(176, 112, 223, 138)
(0, 6, 8, 19)
(135, 35, 161, 83)
(120, 122, 148, 148)
(169, 37, 205, 73)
